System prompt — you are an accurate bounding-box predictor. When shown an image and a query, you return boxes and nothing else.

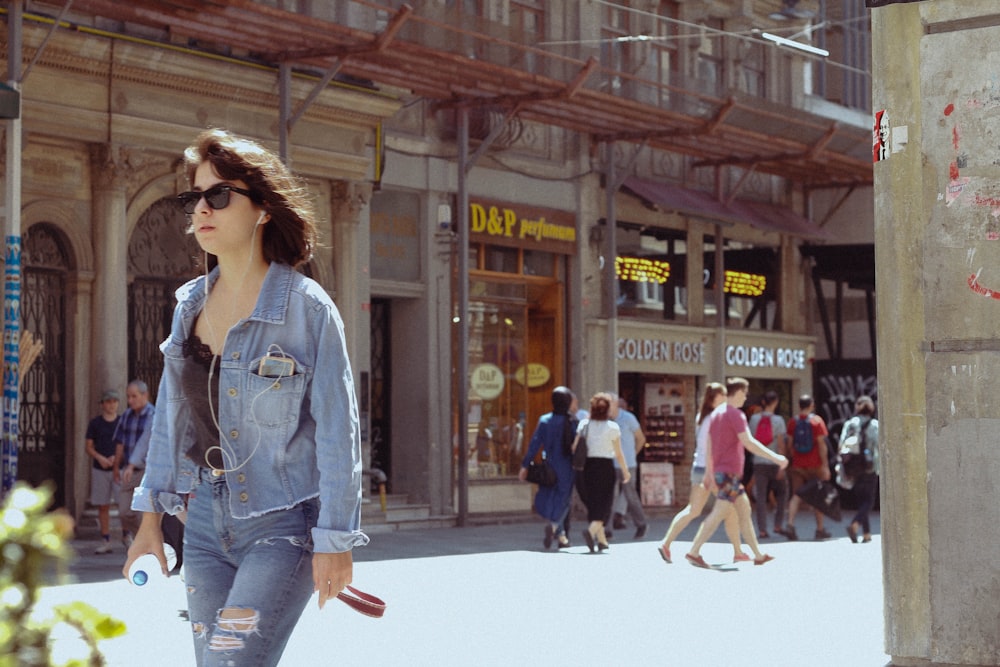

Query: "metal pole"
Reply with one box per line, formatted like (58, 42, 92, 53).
(278, 63, 291, 166)
(2, 0, 23, 495)
(604, 141, 618, 391)
(715, 223, 726, 381)
(456, 106, 470, 526)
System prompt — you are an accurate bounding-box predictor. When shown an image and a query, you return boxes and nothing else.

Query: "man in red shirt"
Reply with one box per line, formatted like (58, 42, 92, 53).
(784, 394, 831, 540)
(685, 378, 788, 568)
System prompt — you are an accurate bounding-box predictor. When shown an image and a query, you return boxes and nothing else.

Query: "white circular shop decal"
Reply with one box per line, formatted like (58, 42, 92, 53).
(471, 363, 505, 400)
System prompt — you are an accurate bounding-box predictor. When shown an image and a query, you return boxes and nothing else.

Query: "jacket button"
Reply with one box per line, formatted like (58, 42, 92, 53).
(228, 387, 237, 397)
(239, 492, 248, 502)
(238, 473, 246, 483)
(230, 430, 239, 439)
(231, 351, 240, 360)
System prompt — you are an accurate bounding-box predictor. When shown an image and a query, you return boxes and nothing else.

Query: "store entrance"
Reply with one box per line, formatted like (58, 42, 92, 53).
(464, 278, 563, 480)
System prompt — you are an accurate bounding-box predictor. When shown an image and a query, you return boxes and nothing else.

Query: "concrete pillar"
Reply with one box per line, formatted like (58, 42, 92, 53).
(873, 3, 1000, 665)
(330, 180, 372, 495)
(89, 144, 129, 399)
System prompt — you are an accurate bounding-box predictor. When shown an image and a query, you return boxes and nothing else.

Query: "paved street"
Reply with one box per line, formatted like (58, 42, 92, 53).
(39, 511, 889, 666)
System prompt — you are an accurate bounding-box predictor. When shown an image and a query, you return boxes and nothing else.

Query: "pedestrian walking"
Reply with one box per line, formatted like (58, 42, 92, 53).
(840, 395, 880, 543)
(124, 129, 367, 666)
(685, 378, 788, 568)
(574, 392, 630, 552)
(518, 386, 577, 549)
(656, 382, 745, 564)
(746, 390, 789, 539)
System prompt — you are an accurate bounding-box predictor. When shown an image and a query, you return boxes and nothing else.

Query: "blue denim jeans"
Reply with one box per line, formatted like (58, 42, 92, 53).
(184, 469, 317, 667)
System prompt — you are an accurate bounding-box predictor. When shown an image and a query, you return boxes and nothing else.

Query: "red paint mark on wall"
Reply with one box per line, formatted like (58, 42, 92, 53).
(944, 103, 955, 116)
(953, 126, 961, 150)
(950, 162, 960, 180)
(968, 273, 1000, 299)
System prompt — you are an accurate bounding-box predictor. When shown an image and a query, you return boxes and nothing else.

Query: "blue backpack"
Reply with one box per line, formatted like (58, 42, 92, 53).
(792, 416, 815, 454)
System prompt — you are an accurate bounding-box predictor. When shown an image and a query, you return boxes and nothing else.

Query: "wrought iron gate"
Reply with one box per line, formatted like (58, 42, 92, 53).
(128, 197, 200, 402)
(370, 298, 390, 491)
(19, 224, 69, 507)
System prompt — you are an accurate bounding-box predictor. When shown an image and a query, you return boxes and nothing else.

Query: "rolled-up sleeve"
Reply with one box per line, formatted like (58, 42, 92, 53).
(308, 299, 369, 554)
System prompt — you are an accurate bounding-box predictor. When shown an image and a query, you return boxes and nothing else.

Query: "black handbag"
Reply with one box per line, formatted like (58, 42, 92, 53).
(526, 459, 557, 487)
(794, 479, 843, 522)
(571, 423, 590, 471)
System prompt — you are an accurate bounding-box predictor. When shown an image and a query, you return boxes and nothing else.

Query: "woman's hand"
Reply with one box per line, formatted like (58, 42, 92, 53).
(313, 551, 353, 610)
(621, 469, 632, 485)
(122, 513, 166, 580)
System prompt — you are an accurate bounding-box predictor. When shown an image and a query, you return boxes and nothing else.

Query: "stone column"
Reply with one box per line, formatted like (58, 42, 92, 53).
(874, 3, 999, 665)
(331, 180, 372, 497)
(89, 144, 130, 398)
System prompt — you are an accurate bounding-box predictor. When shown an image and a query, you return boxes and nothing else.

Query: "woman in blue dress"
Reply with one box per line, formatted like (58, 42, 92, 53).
(519, 386, 578, 549)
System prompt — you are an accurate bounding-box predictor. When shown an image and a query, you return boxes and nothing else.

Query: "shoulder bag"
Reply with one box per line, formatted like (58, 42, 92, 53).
(571, 422, 590, 471)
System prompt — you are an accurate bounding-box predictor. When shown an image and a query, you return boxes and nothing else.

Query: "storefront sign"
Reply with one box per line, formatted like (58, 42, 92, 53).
(470, 363, 505, 400)
(725, 344, 806, 370)
(469, 200, 576, 254)
(617, 337, 705, 364)
(514, 363, 551, 388)
(371, 190, 420, 282)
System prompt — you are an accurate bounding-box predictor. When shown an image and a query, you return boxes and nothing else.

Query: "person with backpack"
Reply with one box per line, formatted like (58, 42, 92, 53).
(746, 390, 788, 539)
(783, 394, 832, 541)
(839, 396, 880, 543)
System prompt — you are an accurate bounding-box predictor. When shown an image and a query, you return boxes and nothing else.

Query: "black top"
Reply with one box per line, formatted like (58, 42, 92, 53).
(181, 320, 223, 471)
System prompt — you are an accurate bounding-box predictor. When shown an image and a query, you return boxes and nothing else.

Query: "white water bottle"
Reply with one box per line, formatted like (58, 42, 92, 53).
(129, 544, 177, 586)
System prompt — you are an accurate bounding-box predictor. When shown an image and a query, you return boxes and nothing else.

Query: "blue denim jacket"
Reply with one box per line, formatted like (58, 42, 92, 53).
(133, 262, 369, 553)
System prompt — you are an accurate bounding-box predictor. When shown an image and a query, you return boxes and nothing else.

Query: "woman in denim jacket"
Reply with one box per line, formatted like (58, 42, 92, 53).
(124, 129, 366, 666)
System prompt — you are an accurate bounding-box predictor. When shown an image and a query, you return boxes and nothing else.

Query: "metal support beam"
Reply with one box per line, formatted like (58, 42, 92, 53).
(455, 106, 470, 526)
(278, 63, 292, 165)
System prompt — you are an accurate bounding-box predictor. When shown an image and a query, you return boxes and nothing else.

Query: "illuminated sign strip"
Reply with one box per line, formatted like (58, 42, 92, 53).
(615, 256, 670, 283)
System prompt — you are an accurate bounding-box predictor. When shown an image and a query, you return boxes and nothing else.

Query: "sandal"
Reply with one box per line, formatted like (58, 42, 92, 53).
(685, 553, 710, 569)
(733, 552, 751, 562)
(754, 554, 775, 566)
(657, 544, 672, 564)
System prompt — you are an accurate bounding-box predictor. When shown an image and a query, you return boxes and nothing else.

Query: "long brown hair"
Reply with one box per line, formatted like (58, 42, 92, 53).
(183, 128, 317, 268)
(697, 382, 727, 425)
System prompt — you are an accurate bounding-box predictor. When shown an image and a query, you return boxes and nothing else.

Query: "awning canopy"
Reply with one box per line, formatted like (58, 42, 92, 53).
(622, 176, 832, 240)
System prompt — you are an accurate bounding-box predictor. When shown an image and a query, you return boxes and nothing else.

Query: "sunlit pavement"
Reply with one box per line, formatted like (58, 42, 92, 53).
(40, 512, 888, 666)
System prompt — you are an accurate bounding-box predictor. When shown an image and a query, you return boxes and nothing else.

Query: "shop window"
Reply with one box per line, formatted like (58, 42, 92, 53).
(703, 245, 778, 329)
(485, 245, 519, 273)
(616, 223, 686, 321)
(522, 249, 556, 277)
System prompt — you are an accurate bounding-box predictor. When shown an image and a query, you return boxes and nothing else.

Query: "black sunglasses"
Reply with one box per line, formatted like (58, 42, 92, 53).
(177, 184, 258, 215)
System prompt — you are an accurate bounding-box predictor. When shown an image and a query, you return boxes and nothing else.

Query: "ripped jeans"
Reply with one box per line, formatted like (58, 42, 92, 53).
(184, 469, 316, 667)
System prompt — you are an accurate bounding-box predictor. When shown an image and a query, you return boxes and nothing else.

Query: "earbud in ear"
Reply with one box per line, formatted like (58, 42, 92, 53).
(255, 211, 266, 227)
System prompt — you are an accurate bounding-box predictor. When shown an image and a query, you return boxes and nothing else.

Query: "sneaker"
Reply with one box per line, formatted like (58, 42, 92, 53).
(733, 552, 751, 563)
(94, 541, 112, 555)
(815, 529, 832, 540)
(784, 526, 798, 541)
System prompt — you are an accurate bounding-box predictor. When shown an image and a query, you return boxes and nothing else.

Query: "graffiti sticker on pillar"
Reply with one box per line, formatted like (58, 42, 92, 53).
(873, 110, 890, 162)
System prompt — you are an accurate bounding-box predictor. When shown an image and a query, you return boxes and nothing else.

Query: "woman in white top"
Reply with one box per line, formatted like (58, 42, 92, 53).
(573, 392, 629, 552)
(656, 382, 747, 564)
